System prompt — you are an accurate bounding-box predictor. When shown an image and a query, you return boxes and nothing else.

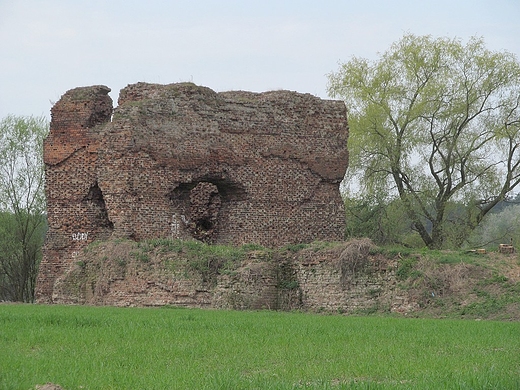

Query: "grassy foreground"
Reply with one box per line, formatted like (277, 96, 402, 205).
(1, 305, 519, 389)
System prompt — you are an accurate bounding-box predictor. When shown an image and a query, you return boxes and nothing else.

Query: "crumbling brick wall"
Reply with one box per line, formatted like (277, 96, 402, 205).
(35, 82, 349, 303)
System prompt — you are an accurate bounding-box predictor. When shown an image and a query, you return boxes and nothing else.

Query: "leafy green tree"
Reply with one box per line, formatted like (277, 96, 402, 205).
(468, 204, 520, 249)
(344, 195, 416, 246)
(0, 115, 48, 302)
(329, 34, 520, 249)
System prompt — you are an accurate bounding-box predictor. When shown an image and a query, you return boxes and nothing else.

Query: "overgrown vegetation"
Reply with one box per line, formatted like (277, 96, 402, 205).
(65, 237, 520, 320)
(336, 238, 374, 289)
(133, 238, 268, 283)
(108, 238, 341, 290)
(388, 248, 520, 320)
(1, 304, 519, 389)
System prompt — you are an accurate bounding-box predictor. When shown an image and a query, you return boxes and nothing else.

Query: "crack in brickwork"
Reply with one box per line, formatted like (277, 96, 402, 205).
(35, 82, 349, 303)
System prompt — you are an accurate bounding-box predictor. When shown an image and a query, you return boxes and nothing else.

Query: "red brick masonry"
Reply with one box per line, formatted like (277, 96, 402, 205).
(35, 82, 348, 303)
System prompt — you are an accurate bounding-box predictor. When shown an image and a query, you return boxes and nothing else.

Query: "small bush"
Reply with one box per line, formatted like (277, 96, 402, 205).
(396, 256, 420, 280)
(283, 243, 308, 252)
(240, 243, 265, 251)
(337, 238, 375, 289)
(278, 280, 299, 290)
(131, 251, 150, 263)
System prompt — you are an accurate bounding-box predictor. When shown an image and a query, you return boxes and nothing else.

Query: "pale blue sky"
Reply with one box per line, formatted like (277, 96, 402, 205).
(1, 0, 519, 119)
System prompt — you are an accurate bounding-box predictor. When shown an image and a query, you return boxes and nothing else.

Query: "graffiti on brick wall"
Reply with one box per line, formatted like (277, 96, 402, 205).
(170, 214, 189, 239)
(72, 232, 89, 241)
(171, 215, 180, 238)
(71, 232, 89, 259)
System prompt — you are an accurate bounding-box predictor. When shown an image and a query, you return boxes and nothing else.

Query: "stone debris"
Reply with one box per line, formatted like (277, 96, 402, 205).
(35, 384, 64, 390)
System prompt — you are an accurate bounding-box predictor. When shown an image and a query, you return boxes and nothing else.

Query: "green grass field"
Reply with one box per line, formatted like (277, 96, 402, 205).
(1, 304, 519, 389)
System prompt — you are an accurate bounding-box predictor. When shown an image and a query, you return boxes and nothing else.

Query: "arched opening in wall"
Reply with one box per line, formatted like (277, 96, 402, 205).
(169, 177, 246, 243)
(83, 182, 114, 235)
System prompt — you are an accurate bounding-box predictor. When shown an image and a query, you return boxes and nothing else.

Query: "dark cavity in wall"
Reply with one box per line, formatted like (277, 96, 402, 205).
(169, 178, 247, 243)
(83, 182, 114, 233)
(189, 182, 221, 242)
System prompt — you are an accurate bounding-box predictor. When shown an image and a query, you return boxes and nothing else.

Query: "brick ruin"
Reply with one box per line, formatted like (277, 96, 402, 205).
(35, 82, 349, 303)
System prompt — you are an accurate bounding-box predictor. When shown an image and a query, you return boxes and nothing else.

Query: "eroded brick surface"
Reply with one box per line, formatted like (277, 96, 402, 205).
(35, 82, 349, 303)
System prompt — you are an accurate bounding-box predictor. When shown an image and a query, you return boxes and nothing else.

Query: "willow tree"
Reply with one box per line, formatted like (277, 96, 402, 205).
(328, 34, 520, 249)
